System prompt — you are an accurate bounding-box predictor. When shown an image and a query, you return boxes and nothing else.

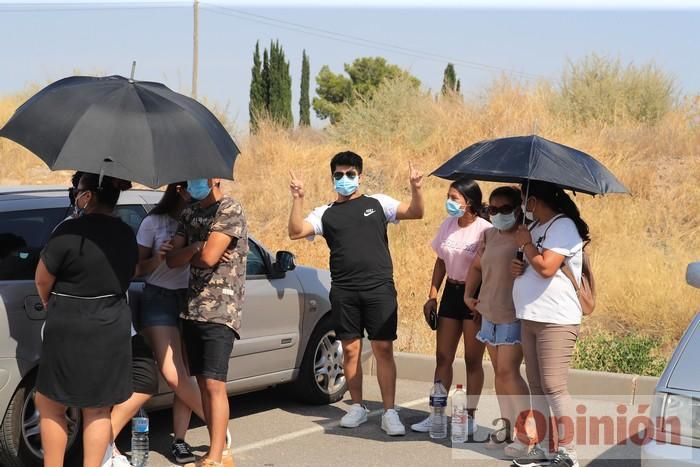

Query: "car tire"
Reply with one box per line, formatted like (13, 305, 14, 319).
(0, 372, 82, 467)
(294, 317, 347, 405)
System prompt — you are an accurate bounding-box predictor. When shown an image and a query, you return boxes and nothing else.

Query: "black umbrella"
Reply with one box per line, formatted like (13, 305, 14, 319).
(432, 135, 629, 196)
(0, 75, 239, 188)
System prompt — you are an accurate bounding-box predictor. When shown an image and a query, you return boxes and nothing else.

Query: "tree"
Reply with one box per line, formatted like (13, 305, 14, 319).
(249, 41, 266, 132)
(267, 40, 293, 128)
(261, 48, 270, 109)
(441, 63, 458, 95)
(313, 56, 420, 123)
(313, 66, 352, 123)
(250, 40, 293, 129)
(299, 50, 311, 126)
(558, 53, 675, 125)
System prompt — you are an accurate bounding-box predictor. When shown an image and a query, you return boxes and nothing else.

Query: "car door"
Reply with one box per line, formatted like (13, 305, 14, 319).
(0, 207, 67, 367)
(228, 239, 303, 381)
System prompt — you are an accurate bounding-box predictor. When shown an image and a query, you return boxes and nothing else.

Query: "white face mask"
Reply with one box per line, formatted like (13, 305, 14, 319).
(490, 212, 517, 231)
(521, 199, 535, 221)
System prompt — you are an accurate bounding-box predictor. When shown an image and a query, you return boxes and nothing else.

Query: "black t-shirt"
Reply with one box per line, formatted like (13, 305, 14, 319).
(41, 214, 138, 296)
(306, 194, 400, 290)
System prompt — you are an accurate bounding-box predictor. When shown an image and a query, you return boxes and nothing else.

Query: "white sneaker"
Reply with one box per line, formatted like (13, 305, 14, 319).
(467, 415, 477, 435)
(410, 415, 432, 433)
(340, 403, 369, 428)
(111, 455, 131, 467)
(381, 408, 406, 436)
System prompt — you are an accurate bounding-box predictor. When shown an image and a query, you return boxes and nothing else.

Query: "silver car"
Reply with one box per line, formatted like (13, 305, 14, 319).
(641, 262, 700, 466)
(0, 186, 365, 467)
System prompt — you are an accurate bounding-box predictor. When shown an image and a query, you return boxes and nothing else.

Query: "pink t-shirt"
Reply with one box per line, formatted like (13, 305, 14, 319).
(431, 216, 492, 281)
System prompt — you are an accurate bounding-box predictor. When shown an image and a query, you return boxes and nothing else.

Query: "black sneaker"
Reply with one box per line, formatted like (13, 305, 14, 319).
(171, 439, 196, 464)
(549, 448, 579, 467)
(511, 445, 551, 467)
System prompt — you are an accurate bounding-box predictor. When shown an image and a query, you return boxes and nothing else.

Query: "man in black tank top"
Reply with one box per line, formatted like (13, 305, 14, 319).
(288, 151, 424, 436)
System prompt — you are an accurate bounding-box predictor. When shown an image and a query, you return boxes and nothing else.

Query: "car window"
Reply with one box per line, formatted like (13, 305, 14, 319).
(0, 208, 67, 280)
(247, 240, 268, 277)
(114, 205, 147, 234)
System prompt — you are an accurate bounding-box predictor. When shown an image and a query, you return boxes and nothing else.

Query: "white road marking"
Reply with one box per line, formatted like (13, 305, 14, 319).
(232, 397, 429, 455)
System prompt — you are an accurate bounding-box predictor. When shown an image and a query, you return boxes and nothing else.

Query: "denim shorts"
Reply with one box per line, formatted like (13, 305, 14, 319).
(140, 284, 188, 328)
(477, 317, 522, 346)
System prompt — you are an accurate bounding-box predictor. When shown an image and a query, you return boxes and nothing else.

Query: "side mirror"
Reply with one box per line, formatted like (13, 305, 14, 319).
(687, 262, 700, 289)
(275, 251, 296, 273)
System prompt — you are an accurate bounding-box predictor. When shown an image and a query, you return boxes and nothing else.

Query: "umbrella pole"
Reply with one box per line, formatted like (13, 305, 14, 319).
(129, 61, 136, 83)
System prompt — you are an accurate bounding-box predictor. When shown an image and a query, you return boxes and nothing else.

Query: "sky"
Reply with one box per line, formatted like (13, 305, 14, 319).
(1, 1, 699, 130)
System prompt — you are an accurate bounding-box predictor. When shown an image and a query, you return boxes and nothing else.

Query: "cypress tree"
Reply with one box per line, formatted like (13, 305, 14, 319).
(249, 41, 265, 132)
(441, 63, 458, 95)
(299, 50, 311, 126)
(261, 48, 270, 110)
(267, 40, 293, 128)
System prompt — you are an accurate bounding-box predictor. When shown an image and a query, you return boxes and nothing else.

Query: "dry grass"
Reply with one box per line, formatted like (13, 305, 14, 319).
(2, 76, 699, 358)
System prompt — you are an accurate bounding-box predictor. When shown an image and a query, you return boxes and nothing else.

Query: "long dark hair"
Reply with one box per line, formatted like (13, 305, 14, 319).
(450, 177, 483, 216)
(524, 181, 590, 242)
(149, 182, 187, 217)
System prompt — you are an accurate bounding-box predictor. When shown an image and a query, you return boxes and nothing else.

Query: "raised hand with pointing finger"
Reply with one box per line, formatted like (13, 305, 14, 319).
(289, 170, 305, 199)
(409, 161, 424, 190)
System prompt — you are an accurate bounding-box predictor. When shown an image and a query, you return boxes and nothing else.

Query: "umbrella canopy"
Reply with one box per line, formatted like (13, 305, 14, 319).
(432, 135, 629, 196)
(0, 75, 240, 188)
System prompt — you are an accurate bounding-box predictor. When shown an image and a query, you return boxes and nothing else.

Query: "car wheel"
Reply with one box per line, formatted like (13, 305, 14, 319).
(0, 373, 82, 467)
(294, 317, 347, 405)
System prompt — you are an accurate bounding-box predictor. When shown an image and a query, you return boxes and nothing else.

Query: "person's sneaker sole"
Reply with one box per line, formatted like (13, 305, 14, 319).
(381, 421, 406, 436)
(410, 423, 430, 433)
(174, 454, 197, 464)
(511, 461, 552, 467)
(340, 413, 368, 428)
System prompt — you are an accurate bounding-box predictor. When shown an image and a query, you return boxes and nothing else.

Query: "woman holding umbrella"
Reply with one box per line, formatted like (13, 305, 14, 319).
(510, 180, 588, 467)
(34, 173, 138, 467)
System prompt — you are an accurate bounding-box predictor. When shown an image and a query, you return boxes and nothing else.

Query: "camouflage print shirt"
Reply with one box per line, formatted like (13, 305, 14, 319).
(177, 196, 248, 336)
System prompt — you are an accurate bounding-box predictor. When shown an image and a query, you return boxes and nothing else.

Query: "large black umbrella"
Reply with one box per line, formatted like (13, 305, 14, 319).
(0, 75, 239, 188)
(432, 135, 629, 195)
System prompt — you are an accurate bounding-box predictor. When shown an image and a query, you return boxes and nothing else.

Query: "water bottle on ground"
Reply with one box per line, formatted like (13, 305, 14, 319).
(429, 380, 448, 439)
(131, 408, 149, 467)
(451, 384, 468, 443)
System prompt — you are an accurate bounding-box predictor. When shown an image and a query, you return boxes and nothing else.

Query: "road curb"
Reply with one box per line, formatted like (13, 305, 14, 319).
(363, 352, 659, 400)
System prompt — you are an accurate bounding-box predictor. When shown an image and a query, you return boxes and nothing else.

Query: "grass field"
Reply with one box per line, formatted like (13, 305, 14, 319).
(2, 76, 698, 369)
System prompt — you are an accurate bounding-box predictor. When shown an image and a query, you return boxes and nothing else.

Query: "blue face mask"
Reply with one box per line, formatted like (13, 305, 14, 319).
(334, 175, 359, 197)
(445, 199, 465, 217)
(490, 212, 517, 231)
(187, 179, 211, 200)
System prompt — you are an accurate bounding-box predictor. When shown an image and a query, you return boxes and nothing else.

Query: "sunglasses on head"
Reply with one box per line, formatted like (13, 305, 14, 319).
(332, 170, 358, 181)
(487, 204, 515, 215)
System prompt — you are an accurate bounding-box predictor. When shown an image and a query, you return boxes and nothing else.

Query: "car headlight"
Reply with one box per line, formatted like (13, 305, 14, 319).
(658, 393, 700, 443)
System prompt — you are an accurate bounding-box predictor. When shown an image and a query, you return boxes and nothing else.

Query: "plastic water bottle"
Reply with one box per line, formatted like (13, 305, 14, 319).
(451, 384, 468, 443)
(429, 380, 448, 439)
(131, 408, 149, 467)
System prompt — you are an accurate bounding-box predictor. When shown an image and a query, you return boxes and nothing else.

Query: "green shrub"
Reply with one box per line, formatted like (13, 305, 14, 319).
(573, 332, 667, 376)
(557, 53, 675, 126)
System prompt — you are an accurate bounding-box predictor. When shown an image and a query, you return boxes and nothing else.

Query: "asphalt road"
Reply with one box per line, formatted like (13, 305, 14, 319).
(114, 378, 642, 467)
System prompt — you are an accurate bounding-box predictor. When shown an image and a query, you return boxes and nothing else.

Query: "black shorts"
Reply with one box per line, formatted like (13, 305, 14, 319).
(330, 282, 398, 341)
(132, 334, 158, 395)
(438, 282, 475, 321)
(181, 320, 234, 382)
